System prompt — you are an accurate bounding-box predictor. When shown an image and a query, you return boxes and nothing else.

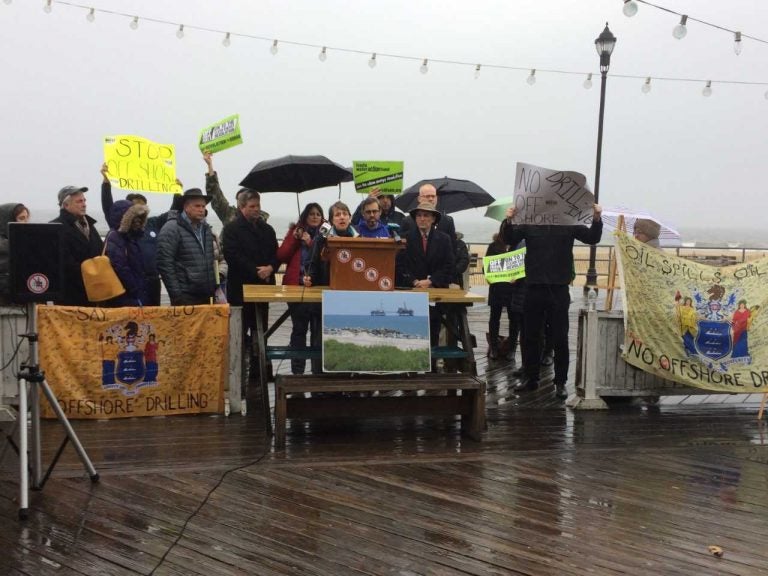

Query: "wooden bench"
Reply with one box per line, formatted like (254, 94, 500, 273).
(274, 373, 486, 449)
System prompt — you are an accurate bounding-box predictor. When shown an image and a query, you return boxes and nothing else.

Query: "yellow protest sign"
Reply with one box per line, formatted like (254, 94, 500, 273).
(103, 135, 182, 193)
(38, 305, 229, 418)
(617, 232, 768, 392)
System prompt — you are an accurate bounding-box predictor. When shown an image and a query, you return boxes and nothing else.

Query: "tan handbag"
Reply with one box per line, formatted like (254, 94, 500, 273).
(81, 233, 126, 302)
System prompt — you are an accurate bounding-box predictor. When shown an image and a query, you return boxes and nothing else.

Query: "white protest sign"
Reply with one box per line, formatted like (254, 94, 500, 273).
(512, 162, 595, 226)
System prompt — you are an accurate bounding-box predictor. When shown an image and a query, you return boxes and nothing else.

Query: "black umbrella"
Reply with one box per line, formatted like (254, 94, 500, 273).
(240, 154, 352, 192)
(240, 155, 352, 214)
(394, 177, 494, 214)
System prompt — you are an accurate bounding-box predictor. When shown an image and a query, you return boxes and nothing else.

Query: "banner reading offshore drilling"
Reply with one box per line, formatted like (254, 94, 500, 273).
(617, 232, 768, 392)
(37, 305, 229, 419)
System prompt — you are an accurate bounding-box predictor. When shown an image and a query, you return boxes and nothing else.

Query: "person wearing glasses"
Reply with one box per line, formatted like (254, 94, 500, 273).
(399, 184, 457, 252)
(357, 197, 390, 238)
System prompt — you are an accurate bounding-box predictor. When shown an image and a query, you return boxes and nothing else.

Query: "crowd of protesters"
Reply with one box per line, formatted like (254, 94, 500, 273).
(0, 152, 607, 399)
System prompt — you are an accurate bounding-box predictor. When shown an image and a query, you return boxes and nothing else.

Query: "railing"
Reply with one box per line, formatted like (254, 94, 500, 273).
(464, 244, 767, 289)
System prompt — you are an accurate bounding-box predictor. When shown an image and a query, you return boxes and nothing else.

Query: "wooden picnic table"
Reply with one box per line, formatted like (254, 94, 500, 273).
(242, 285, 485, 437)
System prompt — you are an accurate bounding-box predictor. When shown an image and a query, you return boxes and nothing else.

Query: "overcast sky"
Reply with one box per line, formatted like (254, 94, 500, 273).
(3, 0, 766, 242)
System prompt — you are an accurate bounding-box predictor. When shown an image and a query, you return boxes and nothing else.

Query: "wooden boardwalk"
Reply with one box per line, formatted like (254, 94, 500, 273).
(1, 294, 767, 575)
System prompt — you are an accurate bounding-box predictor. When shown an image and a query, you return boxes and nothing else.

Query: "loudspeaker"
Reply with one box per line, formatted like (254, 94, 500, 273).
(9, 223, 64, 303)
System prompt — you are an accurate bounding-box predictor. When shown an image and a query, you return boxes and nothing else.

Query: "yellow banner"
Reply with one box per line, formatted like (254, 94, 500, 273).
(103, 135, 182, 193)
(617, 232, 768, 392)
(38, 305, 229, 418)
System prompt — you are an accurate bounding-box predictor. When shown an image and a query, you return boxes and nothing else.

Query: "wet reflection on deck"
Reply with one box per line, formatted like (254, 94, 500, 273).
(1, 295, 766, 575)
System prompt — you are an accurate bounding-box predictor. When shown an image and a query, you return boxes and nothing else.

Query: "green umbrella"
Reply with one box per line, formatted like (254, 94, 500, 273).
(483, 195, 515, 222)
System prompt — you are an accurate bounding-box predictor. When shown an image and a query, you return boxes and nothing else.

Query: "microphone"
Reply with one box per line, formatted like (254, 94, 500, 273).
(387, 222, 401, 242)
(318, 221, 332, 238)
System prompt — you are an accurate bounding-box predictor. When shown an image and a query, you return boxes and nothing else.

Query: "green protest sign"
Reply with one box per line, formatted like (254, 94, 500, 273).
(483, 247, 526, 283)
(352, 161, 404, 195)
(199, 114, 242, 153)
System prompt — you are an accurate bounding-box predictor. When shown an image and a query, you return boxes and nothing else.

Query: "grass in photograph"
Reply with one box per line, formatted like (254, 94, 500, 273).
(323, 339, 430, 372)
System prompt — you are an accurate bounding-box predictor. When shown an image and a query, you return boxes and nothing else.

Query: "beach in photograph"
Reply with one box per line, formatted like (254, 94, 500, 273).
(324, 328, 429, 351)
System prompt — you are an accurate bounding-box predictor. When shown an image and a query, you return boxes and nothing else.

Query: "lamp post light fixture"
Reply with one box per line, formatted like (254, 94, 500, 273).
(585, 22, 616, 293)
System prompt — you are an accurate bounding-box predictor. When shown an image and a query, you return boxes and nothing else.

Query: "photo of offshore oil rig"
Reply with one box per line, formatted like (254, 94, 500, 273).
(370, 301, 414, 317)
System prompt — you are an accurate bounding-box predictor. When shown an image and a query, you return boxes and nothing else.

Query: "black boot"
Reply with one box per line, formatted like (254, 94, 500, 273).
(489, 342, 499, 360)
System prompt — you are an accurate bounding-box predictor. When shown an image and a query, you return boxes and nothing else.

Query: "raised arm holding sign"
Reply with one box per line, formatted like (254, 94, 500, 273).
(511, 162, 596, 226)
(500, 186, 602, 399)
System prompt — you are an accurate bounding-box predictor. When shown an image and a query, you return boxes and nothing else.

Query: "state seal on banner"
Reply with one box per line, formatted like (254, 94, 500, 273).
(674, 285, 755, 371)
(694, 320, 732, 362)
(100, 320, 161, 397)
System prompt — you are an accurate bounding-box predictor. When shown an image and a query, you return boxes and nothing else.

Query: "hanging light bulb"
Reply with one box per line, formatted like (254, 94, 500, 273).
(526, 69, 536, 85)
(368, 53, 377, 68)
(176, 24, 184, 39)
(43, 0, 52, 13)
(420, 58, 429, 74)
(270, 39, 279, 55)
(734, 31, 742, 55)
(672, 15, 688, 39)
(222, 32, 231, 47)
(702, 80, 712, 97)
(86, 7, 95, 22)
(129, 16, 139, 30)
(474, 64, 481, 79)
(318, 46, 327, 62)
(622, 0, 638, 17)
(641, 77, 651, 93)
(583, 73, 593, 89)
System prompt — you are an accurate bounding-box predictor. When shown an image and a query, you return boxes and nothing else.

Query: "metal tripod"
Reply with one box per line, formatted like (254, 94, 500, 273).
(13, 303, 99, 520)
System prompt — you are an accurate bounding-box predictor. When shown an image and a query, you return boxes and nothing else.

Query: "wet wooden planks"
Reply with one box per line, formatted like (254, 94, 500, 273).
(2, 298, 768, 575)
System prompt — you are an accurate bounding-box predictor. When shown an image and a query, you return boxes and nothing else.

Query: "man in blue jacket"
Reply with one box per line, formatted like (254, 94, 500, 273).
(357, 197, 391, 239)
(501, 203, 603, 399)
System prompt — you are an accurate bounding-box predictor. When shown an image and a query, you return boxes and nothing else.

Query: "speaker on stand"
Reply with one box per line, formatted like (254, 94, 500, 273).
(6, 223, 99, 520)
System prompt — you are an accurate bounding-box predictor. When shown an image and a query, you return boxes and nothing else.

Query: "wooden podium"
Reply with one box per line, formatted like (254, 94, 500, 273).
(325, 237, 405, 291)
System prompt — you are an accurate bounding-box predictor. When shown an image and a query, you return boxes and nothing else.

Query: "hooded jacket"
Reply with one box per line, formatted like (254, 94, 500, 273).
(0, 203, 24, 303)
(101, 181, 172, 279)
(103, 200, 149, 307)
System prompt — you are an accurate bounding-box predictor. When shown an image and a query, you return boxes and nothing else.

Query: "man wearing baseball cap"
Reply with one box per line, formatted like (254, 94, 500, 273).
(50, 184, 104, 305)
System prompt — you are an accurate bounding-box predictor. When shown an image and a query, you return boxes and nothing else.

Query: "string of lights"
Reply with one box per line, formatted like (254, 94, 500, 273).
(7, 0, 768, 98)
(622, 0, 768, 50)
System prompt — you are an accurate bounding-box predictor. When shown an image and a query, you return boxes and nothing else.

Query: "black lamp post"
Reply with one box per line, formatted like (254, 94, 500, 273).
(585, 22, 616, 293)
